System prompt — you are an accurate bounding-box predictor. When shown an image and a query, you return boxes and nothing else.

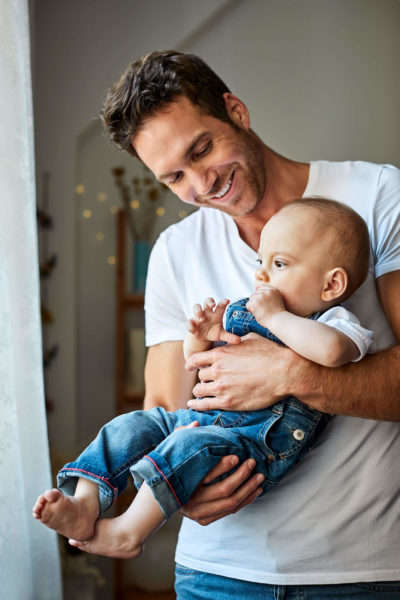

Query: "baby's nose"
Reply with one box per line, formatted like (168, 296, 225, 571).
(255, 267, 269, 283)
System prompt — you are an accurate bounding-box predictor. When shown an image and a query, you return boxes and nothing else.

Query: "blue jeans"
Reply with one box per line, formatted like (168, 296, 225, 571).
(58, 300, 328, 518)
(175, 565, 400, 599)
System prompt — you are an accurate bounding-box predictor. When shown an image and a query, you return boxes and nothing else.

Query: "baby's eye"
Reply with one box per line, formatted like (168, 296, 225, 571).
(274, 259, 286, 268)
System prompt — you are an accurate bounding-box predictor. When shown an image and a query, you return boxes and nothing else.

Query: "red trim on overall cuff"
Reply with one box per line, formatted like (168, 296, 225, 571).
(60, 467, 118, 497)
(144, 455, 183, 508)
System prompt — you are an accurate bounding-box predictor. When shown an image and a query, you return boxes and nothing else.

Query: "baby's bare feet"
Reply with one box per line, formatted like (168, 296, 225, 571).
(69, 513, 143, 559)
(32, 489, 98, 541)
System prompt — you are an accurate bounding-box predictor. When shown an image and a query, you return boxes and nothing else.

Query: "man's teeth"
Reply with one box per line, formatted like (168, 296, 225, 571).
(214, 174, 233, 199)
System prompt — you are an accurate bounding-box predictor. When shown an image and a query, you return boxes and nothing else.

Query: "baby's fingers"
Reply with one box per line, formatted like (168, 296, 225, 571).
(213, 299, 230, 317)
(185, 318, 198, 333)
(220, 331, 241, 345)
(202, 297, 216, 315)
(192, 303, 206, 321)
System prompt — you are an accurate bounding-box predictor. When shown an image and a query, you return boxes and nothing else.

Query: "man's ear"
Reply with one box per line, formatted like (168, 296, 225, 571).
(223, 93, 250, 129)
(321, 267, 349, 302)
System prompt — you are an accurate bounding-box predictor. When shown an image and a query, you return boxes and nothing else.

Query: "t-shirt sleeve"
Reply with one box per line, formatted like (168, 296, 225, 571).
(371, 165, 400, 278)
(318, 306, 374, 361)
(144, 233, 187, 347)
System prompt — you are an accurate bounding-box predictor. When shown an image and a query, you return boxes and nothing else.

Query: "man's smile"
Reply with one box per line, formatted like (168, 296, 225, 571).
(202, 170, 235, 204)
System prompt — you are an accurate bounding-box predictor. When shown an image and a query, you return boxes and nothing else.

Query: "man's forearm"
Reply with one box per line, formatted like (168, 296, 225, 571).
(294, 345, 400, 421)
(187, 336, 400, 421)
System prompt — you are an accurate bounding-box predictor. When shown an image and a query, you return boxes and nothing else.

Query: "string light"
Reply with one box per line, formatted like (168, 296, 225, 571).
(96, 233, 105, 241)
(107, 256, 116, 265)
(156, 207, 165, 216)
(97, 192, 107, 202)
(75, 184, 85, 194)
(82, 209, 92, 219)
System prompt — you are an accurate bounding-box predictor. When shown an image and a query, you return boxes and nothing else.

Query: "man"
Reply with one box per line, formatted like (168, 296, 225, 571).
(102, 50, 400, 599)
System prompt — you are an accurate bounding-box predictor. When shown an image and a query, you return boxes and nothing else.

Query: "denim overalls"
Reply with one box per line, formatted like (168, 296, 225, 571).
(57, 299, 329, 518)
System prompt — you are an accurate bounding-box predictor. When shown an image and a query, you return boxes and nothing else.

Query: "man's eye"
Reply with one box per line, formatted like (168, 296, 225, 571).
(170, 172, 183, 185)
(194, 142, 212, 159)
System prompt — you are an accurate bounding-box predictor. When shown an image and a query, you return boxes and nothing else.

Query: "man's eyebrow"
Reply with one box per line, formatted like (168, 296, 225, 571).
(158, 132, 211, 181)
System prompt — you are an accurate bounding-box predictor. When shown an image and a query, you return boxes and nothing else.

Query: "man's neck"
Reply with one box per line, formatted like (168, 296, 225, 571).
(234, 146, 310, 251)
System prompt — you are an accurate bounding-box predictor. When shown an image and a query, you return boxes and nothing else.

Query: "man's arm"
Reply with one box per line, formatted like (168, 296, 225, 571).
(144, 341, 195, 410)
(187, 271, 400, 421)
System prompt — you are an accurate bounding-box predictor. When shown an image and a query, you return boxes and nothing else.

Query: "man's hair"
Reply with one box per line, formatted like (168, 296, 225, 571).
(101, 50, 231, 158)
(279, 197, 370, 299)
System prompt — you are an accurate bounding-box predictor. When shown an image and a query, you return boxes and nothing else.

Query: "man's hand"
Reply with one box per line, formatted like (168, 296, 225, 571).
(186, 333, 300, 411)
(180, 455, 265, 526)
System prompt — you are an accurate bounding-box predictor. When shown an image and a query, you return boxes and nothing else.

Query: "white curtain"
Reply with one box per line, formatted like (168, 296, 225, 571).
(0, 0, 62, 598)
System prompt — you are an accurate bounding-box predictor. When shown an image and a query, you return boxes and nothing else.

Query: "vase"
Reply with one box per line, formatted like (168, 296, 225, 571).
(133, 240, 150, 292)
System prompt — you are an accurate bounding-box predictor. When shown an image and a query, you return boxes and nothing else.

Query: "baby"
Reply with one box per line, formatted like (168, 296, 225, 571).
(33, 197, 373, 559)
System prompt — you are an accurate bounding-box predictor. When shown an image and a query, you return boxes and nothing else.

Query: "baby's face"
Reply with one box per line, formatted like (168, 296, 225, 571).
(255, 210, 331, 316)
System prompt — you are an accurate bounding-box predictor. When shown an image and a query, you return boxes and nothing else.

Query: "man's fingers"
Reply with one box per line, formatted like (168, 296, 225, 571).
(203, 457, 257, 489)
(185, 350, 215, 371)
(187, 396, 222, 411)
(174, 420, 200, 432)
(197, 486, 263, 526)
(201, 455, 240, 484)
(187, 458, 259, 506)
(181, 468, 264, 523)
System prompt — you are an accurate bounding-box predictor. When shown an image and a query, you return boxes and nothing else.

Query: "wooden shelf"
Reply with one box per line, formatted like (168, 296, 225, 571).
(124, 293, 145, 309)
(114, 209, 176, 600)
(123, 391, 145, 404)
(115, 209, 146, 414)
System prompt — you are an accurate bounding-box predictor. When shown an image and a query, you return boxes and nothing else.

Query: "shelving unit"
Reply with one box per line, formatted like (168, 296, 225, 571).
(115, 209, 145, 414)
(114, 209, 176, 600)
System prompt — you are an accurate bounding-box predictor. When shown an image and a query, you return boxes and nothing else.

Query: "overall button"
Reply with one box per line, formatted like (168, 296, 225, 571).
(232, 311, 238, 317)
(293, 429, 305, 441)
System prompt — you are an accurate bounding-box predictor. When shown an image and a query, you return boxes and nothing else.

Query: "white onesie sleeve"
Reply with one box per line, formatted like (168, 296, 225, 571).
(317, 305, 374, 361)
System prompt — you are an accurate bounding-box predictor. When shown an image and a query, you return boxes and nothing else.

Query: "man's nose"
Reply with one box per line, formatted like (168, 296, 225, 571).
(190, 166, 216, 197)
(255, 267, 269, 283)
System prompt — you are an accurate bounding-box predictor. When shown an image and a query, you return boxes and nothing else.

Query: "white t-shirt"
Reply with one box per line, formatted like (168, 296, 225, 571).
(145, 160, 400, 585)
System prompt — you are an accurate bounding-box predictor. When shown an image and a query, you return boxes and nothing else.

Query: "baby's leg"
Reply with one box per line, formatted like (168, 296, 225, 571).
(69, 481, 164, 559)
(32, 478, 100, 541)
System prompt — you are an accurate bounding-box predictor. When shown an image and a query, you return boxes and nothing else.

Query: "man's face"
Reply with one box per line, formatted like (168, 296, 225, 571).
(132, 96, 267, 218)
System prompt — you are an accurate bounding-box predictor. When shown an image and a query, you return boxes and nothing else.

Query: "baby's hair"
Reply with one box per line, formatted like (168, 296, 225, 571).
(278, 197, 370, 299)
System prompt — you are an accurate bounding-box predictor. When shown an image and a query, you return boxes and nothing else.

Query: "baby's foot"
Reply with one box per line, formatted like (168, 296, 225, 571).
(32, 489, 98, 541)
(69, 513, 143, 559)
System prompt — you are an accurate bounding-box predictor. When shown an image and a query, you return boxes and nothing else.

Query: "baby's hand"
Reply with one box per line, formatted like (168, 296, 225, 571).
(186, 298, 241, 345)
(246, 285, 286, 326)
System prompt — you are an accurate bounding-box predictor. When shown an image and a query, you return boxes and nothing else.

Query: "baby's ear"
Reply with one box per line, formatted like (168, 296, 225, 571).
(321, 267, 348, 302)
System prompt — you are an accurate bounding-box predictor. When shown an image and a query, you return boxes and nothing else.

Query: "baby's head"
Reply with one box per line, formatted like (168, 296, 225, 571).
(256, 197, 370, 317)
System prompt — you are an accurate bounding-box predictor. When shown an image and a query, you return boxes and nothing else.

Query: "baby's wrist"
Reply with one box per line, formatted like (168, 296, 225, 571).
(260, 310, 287, 332)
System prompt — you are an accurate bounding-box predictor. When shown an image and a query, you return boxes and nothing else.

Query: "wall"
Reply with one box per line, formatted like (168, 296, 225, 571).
(33, 0, 400, 468)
